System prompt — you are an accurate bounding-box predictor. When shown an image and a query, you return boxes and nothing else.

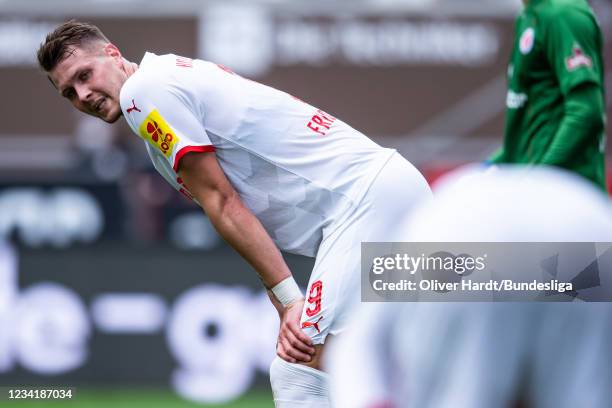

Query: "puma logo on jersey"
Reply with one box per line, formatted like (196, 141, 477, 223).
(301, 316, 324, 334)
(126, 99, 141, 114)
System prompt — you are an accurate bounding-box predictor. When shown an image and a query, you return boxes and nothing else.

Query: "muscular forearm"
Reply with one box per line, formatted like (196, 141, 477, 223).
(205, 190, 314, 362)
(177, 151, 297, 295)
(206, 190, 293, 289)
(540, 84, 604, 166)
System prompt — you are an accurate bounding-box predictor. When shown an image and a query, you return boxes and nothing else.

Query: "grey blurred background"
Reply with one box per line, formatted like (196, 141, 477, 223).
(0, 0, 610, 405)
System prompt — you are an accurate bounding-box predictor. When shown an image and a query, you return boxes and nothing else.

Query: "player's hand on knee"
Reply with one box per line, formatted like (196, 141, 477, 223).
(277, 299, 315, 363)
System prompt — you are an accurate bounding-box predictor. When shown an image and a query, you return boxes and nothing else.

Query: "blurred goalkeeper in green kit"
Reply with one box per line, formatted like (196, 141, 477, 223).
(490, 0, 607, 191)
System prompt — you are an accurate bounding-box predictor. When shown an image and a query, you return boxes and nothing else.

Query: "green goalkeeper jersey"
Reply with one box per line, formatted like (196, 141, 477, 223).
(492, 0, 607, 190)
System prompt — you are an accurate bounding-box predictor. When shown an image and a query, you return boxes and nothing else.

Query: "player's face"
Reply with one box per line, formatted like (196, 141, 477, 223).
(49, 43, 127, 123)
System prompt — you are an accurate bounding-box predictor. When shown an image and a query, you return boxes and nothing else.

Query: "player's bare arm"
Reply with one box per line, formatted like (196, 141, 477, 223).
(176, 151, 316, 364)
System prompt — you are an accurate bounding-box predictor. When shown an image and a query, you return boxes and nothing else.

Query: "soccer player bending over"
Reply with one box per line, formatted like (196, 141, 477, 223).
(37, 20, 431, 407)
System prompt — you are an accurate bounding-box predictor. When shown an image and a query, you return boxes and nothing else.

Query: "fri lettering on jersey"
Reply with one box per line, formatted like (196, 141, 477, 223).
(307, 109, 336, 136)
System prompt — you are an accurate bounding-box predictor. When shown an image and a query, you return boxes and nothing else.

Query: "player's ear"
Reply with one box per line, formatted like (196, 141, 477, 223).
(103, 43, 122, 60)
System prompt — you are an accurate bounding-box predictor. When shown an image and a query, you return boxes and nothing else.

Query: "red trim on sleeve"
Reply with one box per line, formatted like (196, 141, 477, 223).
(173, 145, 216, 172)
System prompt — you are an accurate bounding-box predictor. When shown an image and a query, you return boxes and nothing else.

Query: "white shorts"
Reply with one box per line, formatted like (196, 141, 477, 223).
(299, 152, 432, 344)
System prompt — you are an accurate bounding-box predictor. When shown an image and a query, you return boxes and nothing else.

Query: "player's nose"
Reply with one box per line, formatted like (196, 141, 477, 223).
(75, 84, 93, 105)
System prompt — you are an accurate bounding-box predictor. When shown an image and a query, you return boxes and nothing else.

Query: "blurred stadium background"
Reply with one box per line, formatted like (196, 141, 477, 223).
(0, 0, 610, 406)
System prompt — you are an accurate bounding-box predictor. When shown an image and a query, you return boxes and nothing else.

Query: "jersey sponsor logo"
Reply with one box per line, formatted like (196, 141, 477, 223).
(301, 316, 324, 334)
(138, 109, 180, 158)
(176, 56, 193, 68)
(519, 27, 535, 55)
(126, 99, 141, 114)
(566, 46, 592, 71)
(506, 90, 528, 109)
(307, 110, 336, 136)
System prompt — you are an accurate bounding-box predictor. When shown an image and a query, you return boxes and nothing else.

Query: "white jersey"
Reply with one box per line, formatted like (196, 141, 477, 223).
(120, 52, 394, 256)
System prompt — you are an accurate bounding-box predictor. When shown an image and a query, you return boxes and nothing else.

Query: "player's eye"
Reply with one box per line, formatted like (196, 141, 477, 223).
(79, 70, 90, 81)
(63, 89, 75, 99)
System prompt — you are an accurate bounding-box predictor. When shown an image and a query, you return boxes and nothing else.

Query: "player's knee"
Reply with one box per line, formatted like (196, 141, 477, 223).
(269, 356, 330, 408)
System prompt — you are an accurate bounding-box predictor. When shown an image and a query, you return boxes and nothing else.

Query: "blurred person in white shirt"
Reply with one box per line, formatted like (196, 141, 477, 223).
(327, 166, 612, 408)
